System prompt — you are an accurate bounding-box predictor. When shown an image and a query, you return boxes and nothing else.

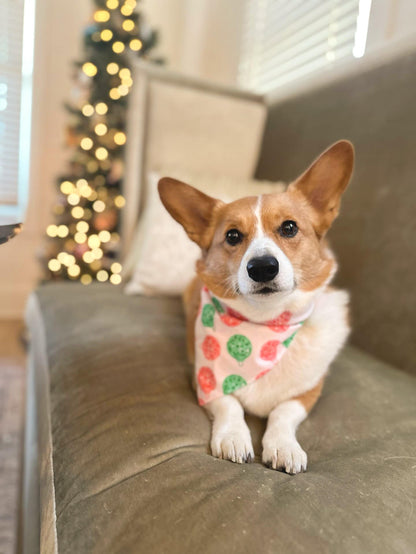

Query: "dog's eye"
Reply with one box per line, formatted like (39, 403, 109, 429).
(225, 229, 243, 246)
(279, 220, 298, 238)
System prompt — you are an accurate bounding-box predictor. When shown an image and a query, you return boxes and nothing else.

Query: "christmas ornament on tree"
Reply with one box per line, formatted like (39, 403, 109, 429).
(42, 0, 160, 285)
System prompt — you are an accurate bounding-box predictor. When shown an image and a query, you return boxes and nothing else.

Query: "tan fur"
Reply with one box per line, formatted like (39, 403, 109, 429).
(159, 140, 354, 474)
(293, 377, 324, 413)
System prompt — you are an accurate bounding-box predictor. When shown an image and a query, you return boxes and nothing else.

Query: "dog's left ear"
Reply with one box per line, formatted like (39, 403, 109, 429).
(288, 140, 354, 236)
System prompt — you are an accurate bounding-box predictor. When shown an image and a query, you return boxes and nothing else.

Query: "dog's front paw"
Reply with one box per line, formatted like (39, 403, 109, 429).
(262, 439, 307, 474)
(211, 425, 254, 464)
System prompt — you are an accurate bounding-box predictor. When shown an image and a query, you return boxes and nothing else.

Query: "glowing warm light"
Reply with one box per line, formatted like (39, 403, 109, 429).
(83, 251, 95, 264)
(125, 0, 137, 7)
(72, 206, 84, 219)
(95, 123, 108, 136)
(112, 41, 125, 54)
(77, 221, 89, 233)
(80, 185, 93, 198)
(82, 62, 98, 77)
(67, 193, 80, 206)
(60, 181, 74, 195)
(92, 247, 103, 259)
(111, 262, 122, 274)
(99, 230, 111, 243)
(93, 200, 106, 212)
(110, 274, 122, 285)
(106, 62, 119, 75)
(119, 68, 131, 79)
(88, 190, 98, 201)
(114, 131, 126, 145)
(76, 178, 88, 188)
(47, 224, 58, 237)
(109, 88, 121, 100)
(48, 259, 61, 272)
(94, 10, 110, 22)
(81, 274, 93, 285)
(118, 84, 129, 96)
(95, 147, 108, 161)
(100, 29, 113, 41)
(121, 4, 133, 16)
(114, 195, 125, 208)
(129, 39, 142, 51)
(82, 104, 94, 117)
(122, 19, 135, 32)
(68, 265, 81, 277)
(74, 232, 87, 244)
(80, 137, 93, 150)
(95, 102, 108, 114)
(66, 254, 76, 266)
(106, 0, 119, 9)
(57, 252, 68, 264)
(88, 234, 101, 249)
(121, 77, 133, 87)
(57, 225, 69, 238)
(97, 270, 109, 282)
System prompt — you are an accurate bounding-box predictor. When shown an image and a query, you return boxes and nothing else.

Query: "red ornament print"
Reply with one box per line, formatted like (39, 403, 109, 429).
(201, 335, 221, 360)
(227, 307, 248, 322)
(220, 313, 242, 327)
(259, 340, 280, 361)
(197, 366, 216, 394)
(267, 311, 291, 332)
(256, 369, 271, 380)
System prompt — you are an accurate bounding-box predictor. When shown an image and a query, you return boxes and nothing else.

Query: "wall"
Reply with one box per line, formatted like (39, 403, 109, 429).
(0, 0, 89, 317)
(367, 0, 416, 51)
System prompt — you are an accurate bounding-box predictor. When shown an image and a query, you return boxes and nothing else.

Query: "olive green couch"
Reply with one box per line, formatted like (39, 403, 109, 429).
(21, 43, 416, 553)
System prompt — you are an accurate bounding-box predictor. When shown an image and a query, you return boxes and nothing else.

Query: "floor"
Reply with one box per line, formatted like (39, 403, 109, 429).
(0, 321, 26, 554)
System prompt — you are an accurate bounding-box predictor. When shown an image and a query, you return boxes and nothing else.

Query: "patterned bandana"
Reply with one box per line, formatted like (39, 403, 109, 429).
(194, 287, 314, 406)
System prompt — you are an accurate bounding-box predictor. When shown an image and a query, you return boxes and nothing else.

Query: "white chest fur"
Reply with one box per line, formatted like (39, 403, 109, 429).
(233, 288, 350, 418)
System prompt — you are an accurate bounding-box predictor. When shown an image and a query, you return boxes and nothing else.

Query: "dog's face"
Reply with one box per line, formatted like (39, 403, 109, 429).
(158, 141, 354, 312)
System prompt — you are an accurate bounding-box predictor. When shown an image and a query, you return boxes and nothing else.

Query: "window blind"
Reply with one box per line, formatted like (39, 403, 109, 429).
(0, 0, 25, 206)
(239, 0, 371, 93)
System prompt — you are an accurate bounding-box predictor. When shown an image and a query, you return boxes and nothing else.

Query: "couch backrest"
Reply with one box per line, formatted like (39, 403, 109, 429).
(256, 40, 416, 375)
(122, 61, 267, 254)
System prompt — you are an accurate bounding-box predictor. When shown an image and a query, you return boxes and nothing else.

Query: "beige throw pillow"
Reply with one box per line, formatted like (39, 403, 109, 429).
(123, 171, 286, 296)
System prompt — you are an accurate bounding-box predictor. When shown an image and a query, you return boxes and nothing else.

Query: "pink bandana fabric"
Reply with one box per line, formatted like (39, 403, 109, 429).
(195, 287, 314, 406)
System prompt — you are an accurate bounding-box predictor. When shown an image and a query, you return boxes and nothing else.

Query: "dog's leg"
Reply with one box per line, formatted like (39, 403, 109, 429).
(262, 379, 323, 474)
(206, 395, 254, 464)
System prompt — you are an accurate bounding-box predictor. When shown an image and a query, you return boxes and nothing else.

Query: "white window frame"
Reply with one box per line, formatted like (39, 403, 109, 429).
(0, 0, 35, 225)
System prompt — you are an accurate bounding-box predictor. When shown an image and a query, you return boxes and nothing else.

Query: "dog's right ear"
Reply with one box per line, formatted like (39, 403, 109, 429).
(158, 177, 223, 249)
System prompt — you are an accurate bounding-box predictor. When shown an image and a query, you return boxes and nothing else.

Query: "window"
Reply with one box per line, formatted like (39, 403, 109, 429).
(238, 0, 372, 93)
(0, 0, 35, 224)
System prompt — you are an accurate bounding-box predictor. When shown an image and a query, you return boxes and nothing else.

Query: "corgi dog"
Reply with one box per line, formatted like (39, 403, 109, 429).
(158, 140, 354, 474)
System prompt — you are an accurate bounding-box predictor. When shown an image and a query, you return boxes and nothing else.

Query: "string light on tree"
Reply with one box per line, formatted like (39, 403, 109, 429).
(43, 0, 160, 284)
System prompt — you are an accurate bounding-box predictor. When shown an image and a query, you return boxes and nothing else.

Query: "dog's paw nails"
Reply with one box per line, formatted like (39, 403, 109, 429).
(211, 430, 254, 464)
(262, 440, 307, 474)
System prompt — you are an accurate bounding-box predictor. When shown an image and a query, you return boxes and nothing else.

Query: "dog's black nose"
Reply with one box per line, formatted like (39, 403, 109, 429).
(247, 256, 279, 283)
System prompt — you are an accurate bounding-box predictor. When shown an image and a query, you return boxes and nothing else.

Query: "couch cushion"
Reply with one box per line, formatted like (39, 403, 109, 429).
(29, 283, 416, 553)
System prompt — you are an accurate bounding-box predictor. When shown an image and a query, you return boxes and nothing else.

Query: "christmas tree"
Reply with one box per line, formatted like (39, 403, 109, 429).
(43, 0, 158, 285)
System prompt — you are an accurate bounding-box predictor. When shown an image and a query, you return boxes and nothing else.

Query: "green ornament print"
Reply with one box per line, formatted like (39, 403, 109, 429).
(222, 374, 247, 395)
(227, 334, 252, 362)
(283, 332, 297, 348)
(201, 304, 215, 328)
(211, 296, 225, 314)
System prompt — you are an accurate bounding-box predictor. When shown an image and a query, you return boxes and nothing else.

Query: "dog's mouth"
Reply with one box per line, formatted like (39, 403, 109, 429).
(255, 286, 278, 295)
